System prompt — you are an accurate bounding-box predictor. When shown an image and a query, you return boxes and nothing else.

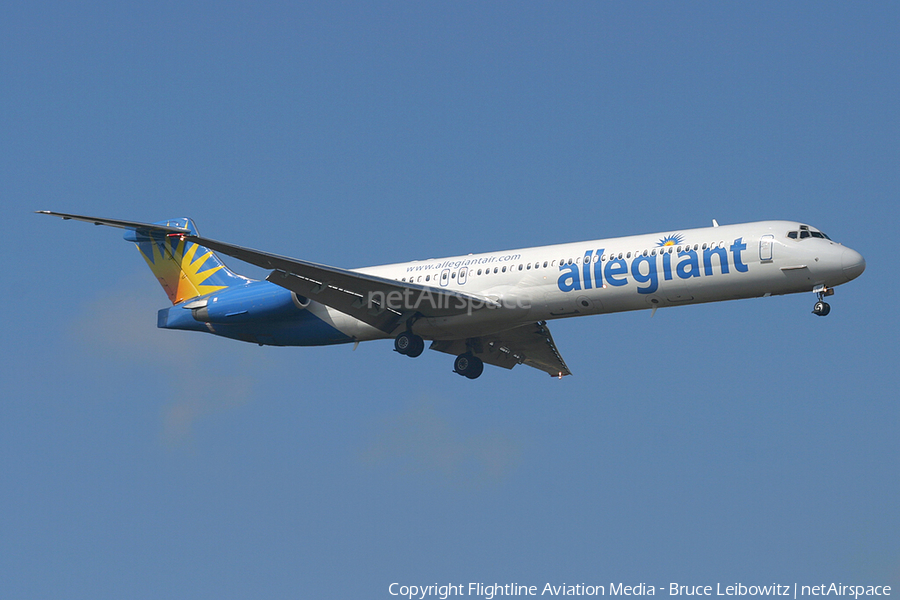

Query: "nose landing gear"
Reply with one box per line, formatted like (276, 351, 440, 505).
(813, 300, 831, 316)
(812, 285, 833, 317)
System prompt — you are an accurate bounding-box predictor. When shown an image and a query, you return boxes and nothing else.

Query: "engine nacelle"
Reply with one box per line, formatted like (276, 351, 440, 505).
(191, 283, 308, 323)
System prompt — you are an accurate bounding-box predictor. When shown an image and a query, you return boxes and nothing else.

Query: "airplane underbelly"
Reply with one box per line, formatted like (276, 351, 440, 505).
(543, 290, 578, 316)
(663, 278, 694, 303)
(315, 305, 387, 342)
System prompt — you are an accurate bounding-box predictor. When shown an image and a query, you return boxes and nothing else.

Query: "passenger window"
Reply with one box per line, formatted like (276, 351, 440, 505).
(502, 266, 507, 273)
(543, 261, 549, 268)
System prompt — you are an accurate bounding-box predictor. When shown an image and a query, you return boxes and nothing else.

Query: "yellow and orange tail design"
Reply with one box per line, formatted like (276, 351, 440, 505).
(130, 218, 246, 305)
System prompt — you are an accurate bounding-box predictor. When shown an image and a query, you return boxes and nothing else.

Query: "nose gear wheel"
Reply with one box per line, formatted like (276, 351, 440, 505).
(812, 286, 833, 317)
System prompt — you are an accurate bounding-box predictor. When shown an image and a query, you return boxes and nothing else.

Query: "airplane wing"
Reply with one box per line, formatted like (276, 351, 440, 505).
(179, 234, 500, 333)
(430, 321, 572, 377)
(38, 211, 500, 333)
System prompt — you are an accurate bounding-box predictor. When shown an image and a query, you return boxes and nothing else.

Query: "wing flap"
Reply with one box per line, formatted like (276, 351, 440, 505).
(430, 321, 572, 377)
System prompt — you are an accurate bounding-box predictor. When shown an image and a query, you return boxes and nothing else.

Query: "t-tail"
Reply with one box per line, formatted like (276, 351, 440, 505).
(124, 218, 249, 305)
(36, 211, 249, 305)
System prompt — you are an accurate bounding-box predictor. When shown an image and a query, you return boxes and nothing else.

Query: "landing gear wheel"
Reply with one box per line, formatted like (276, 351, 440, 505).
(813, 301, 831, 317)
(812, 286, 834, 317)
(407, 335, 425, 358)
(453, 353, 484, 379)
(394, 331, 425, 356)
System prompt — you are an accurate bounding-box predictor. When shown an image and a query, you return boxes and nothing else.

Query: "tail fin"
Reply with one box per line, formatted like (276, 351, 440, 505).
(125, 218, 249, 305)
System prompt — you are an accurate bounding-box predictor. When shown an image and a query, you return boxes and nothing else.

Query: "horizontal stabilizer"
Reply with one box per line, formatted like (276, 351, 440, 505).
(36, 211, 190, 235)
(38, 211, 248, 304)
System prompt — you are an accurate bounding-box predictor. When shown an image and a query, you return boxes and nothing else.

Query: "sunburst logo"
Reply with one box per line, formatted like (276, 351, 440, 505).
(137, 236, 228, 304)
(657, 233, 685, 247)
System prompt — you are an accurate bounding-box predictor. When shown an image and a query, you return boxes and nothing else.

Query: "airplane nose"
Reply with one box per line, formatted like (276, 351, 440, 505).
(842, 248, 866, 282)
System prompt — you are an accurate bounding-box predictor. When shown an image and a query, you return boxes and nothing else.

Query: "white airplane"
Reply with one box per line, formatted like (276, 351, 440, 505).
(39, 212, 865, 379)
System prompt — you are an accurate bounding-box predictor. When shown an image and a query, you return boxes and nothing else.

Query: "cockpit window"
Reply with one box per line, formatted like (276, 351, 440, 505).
(787, 226, 832, 241)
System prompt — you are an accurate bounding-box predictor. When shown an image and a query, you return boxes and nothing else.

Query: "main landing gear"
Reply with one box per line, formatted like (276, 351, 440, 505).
(812, 286, 833, 317)
(394, 330, 485, 379)
(453, 352, 484, 380)
(394, 330, 425, 357)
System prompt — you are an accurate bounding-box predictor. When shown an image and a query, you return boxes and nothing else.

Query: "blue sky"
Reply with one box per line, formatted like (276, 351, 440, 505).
(2, 2, 897, 598)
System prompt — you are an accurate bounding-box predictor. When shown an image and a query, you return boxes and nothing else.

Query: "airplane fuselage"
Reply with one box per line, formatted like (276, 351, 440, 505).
(158, 220, 865, 347)
(39, 211, 865, 377)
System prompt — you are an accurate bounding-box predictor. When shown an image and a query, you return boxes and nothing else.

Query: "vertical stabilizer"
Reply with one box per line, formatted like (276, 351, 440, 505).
(125, 218, 248, 305)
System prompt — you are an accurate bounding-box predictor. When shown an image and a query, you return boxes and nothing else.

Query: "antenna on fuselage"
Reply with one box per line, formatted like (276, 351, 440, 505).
(712, 219, 719, 227)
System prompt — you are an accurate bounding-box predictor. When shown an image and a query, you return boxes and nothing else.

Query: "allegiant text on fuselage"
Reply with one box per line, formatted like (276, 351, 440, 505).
(558, 238, 750, 295)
